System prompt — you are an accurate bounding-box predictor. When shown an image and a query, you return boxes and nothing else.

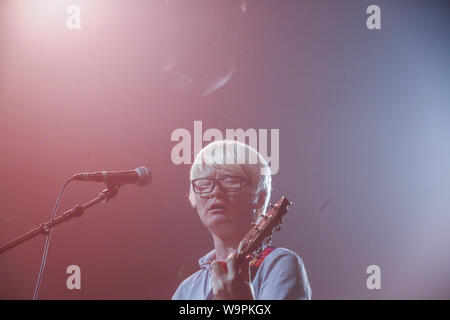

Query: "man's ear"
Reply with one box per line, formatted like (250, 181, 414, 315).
(189, 192, 197, 208)
(251, 192, 266, 224)
(253, 191, 267, 211)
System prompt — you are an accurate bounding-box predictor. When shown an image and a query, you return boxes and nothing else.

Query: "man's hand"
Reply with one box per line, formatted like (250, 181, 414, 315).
(211, 252, 255, 300)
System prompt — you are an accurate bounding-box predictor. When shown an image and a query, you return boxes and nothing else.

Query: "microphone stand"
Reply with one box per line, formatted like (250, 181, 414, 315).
(0, 184, 121, 255)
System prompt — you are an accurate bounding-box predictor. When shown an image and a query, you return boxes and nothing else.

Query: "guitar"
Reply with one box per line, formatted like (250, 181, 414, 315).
(236, 196, 292, 265)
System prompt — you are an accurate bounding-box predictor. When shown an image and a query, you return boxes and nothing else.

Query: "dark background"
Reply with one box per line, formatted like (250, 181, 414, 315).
(0, 0, 449, 299)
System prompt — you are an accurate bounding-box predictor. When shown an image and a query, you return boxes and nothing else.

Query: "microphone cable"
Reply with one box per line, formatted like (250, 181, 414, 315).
(33, 177, 74, 300)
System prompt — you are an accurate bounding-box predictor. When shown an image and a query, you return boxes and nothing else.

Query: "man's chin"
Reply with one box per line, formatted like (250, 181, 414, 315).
(206, 218, 236, 234)
(206, 220, 250, 240)
(205, 211, 232, 226)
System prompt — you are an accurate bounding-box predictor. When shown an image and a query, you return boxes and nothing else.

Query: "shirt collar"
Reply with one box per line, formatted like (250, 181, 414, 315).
(198, 249, 216, 270)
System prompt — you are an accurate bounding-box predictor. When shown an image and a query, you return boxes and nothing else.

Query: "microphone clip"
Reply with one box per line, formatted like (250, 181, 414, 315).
(100, 184, 121, 203)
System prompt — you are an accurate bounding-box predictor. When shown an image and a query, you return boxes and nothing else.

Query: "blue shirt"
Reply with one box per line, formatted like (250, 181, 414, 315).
(172, 247, 312, 300)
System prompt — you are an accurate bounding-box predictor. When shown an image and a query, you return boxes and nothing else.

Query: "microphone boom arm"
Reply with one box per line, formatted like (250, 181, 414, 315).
(0, 185, 120, 255)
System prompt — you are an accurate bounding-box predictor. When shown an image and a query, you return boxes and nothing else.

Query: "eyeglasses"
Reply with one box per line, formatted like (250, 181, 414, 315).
(191, 176, 250, 194)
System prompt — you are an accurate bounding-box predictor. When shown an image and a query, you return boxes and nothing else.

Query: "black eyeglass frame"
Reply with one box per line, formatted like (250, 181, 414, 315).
(191, 175, 251, 194)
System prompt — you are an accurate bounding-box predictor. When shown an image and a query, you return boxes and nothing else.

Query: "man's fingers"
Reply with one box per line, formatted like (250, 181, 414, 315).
(211, 260, 227, 297)
(211, 260, 227, 277)
(213, 253, 252, 280)
(226, 253, 252, 282)
(239, 255, 253, 282)
(226, 252, 238, 279)
(211, 255, 255, 300)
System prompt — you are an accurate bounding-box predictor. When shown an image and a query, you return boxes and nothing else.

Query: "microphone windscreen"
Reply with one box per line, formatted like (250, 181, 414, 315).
(135, 166, 151, 186)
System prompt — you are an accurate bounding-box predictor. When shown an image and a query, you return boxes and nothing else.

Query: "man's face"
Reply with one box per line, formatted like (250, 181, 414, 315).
(193, 166, 256, 239)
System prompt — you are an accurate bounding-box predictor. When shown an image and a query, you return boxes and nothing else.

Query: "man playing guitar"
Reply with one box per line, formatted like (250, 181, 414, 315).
(172, 140, 311, 300)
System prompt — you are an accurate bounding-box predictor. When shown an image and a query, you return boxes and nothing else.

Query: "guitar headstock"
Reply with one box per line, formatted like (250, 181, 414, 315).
(237, 196, 292, 260)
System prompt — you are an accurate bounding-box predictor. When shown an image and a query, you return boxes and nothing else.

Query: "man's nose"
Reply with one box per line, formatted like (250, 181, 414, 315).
(210, 181, 226, 197)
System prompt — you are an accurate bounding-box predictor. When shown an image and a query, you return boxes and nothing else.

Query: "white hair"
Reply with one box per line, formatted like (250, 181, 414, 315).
(189, 140, 272, 217)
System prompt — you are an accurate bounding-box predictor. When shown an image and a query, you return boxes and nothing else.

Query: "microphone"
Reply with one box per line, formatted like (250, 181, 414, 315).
(72, 166, 151, 187)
